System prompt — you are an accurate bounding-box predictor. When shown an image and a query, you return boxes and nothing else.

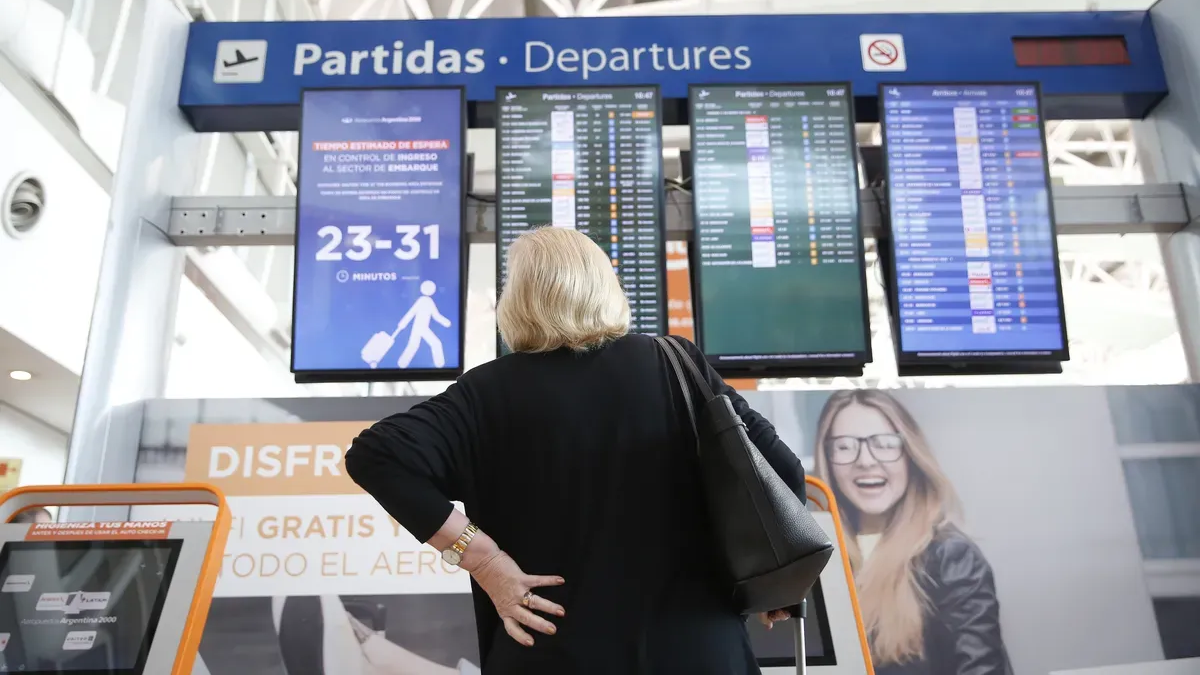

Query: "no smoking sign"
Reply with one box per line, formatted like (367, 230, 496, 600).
(860, 33, 907, 72)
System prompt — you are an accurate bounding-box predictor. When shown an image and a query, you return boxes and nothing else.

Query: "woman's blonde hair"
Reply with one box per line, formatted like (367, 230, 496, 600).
(497, 227, 630, 353)
(812, 390, 962, 666)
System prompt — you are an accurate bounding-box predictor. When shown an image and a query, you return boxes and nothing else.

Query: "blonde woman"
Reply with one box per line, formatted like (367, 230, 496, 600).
(813, 390, 1012, 675)
(347, 227, 801, 675)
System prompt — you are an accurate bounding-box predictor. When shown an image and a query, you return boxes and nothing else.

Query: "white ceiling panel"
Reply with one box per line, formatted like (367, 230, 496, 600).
(0, 327, 78, 432)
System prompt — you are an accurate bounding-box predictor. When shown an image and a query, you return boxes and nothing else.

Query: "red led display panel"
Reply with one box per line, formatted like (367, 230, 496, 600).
(1013, 36, 1131, 67)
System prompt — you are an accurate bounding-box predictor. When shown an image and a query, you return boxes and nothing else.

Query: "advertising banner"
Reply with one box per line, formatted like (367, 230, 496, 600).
(0, 459, 22, 493)
(293, 88, 465, 380)
(179, 422, 469, 598)
(134, 412, 479, 674)
(133, 386, 1191, 675)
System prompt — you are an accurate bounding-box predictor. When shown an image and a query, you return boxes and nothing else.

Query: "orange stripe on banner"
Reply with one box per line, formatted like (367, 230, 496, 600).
(184, 422, 374, 497)
(25, 521, 172, 540)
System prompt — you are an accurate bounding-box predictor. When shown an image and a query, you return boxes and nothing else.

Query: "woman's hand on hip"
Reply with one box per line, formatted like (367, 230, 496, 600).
(470, 551, 566, 647)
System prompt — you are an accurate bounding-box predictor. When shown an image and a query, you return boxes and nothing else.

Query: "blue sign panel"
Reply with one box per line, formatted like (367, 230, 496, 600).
(881, 83, 1068, 364)
(181, 12, 1166, 131)
(292, 87, 466, 382)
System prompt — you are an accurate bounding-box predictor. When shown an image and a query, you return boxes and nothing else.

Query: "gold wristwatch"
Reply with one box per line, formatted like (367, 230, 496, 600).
(441, 522, 479, 566)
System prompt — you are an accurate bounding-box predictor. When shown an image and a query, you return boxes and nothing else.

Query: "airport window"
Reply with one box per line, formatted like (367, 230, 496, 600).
(1122, 457, 1200, 560)
(1153, 597, 1200, 659)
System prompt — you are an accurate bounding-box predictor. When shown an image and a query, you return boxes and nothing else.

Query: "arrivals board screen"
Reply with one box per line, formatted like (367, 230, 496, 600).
(495, 86, 666, 339)
(293, 87, 466, 382)
(880, 83, 1068, 362)
(689, 83, 870, 371)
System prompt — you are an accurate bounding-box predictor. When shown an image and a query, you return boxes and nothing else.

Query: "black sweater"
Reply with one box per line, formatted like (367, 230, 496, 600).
(345, 334, 805, 675)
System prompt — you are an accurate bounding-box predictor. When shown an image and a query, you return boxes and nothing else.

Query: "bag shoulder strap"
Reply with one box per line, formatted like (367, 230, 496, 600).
(662, 335, 717, 401)
(655, 336, 702, 450)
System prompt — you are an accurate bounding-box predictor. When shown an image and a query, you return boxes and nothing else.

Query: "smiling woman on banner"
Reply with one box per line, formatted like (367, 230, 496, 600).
(345, 227, 803, 675)
(813, 390, 1013, 675)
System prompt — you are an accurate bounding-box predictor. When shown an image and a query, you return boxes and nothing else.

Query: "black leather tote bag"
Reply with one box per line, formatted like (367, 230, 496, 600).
(655, 336, 834, 615)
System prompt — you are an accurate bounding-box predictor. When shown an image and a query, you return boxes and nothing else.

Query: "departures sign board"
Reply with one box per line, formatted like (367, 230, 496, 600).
(495, 86, 667, 343)
(293, 87, 467, 382)
(689, 83, 871, 375)
(880, 83, 1069, 367)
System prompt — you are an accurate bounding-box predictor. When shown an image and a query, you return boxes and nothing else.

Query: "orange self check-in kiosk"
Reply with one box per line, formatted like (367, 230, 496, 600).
(752, 477, 875, 675)
(0, 484, 230, 675)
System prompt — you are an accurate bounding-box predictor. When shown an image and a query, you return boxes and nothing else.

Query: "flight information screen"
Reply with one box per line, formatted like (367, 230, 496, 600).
(881, 83, 1068, 362)
(690, 84, 869, 369)
(495, 86, 666, 338)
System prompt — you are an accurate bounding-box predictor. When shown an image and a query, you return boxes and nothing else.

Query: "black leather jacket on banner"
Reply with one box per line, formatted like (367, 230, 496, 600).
(875, 527, 1014, 675)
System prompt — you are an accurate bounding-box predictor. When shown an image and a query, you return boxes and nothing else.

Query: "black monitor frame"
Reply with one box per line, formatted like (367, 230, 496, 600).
(878, 82, 1070, 374)
(291, 85, 469, 383)
(493, 84, 669, 355)
(0, 539, 184, 675)
(687, 82, 872, 378)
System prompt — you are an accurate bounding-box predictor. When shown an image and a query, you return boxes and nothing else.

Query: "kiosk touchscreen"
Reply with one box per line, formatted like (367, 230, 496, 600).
(0, 539, 182, 673)
(0, 485, 230, 675)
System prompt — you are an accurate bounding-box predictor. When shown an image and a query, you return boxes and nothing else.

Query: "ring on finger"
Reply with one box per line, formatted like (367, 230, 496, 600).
(522, 590, 533, 608)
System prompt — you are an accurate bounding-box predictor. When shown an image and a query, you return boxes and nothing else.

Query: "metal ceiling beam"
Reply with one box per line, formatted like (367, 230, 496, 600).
(404, 0, 436, 19)
(464, 0, 499, 17)
(166, 184, 1195, 247)
(576, 0, 609, 13)
(538, 0, 575, 15)
(0, 52, 113, 194)
(350, 0, 385, 18)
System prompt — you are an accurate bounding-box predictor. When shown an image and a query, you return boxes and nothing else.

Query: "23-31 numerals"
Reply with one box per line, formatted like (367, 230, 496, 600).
(314, 224, 441, 262)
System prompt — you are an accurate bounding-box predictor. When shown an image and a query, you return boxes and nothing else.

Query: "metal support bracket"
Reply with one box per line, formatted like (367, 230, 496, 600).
(170, 197, 296, 246)
(1182, 184, 1200, 227)
(168, 184, 1194, 247)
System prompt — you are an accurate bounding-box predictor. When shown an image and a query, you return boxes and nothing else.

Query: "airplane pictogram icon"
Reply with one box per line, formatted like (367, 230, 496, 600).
(223, 49, 260, 68)
(213, 40, 268, 83)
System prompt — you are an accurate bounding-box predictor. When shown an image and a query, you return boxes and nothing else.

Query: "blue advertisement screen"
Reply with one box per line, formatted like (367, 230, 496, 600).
(293, 88, 465, 378)
(881, 83, 1067, 361)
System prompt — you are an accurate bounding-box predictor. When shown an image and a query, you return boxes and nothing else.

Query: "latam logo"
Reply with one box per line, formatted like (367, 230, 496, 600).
(214, 40, 268, 83)
(36, 591, 111, 615)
